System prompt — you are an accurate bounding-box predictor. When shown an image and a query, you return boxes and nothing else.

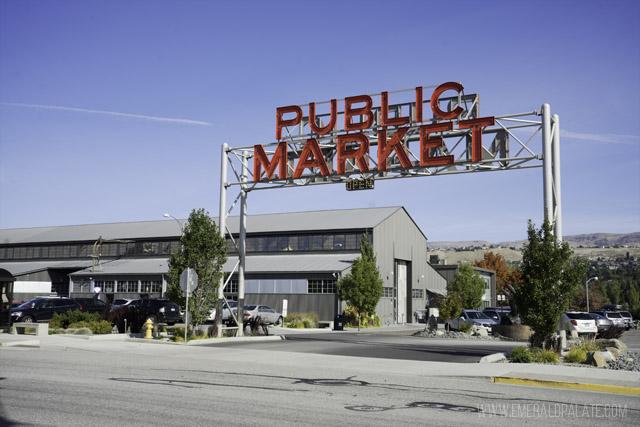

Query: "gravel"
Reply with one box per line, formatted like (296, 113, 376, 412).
(413, 328, 640, 372)
(606, 351, 640, 372)
(412, 328, 510, 341)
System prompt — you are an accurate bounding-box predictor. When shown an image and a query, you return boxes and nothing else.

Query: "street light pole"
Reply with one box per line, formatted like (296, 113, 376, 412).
(586, 277, 598, 312)
(163, 213, 184, 234)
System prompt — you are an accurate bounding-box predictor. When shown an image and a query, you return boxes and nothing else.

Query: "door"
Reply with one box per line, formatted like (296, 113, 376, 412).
(395, 261, 407, 324)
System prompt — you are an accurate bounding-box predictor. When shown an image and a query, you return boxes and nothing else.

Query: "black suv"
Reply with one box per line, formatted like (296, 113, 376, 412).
(73, 298, 110, 316)
(11, 298, 82, 323)
(108, 298, 180, 333)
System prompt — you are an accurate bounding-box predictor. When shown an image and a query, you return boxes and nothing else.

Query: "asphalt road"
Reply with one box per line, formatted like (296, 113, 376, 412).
(208, 329, 525, 363)
(2, 341, 638, 426)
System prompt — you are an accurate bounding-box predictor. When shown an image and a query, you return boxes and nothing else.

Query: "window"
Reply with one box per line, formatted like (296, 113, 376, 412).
(412, 289, 424, 299)
(224, 279, 238, 294)
(307, 279, 336, 294)
(334, 234, 345, 250)
(311, 235, 323, 250)
(126, 281, 139, 293)
(382, 287, 395, 298)
(141, 280, 162, 293)
(117, 281, 127, 292)
(298, 235, 310, 251)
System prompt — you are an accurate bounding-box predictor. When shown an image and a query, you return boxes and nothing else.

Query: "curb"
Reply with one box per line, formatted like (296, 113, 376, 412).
(491, 376, 640, 396)
(125, 335, 284, 346)
(0, 340, 40, 348)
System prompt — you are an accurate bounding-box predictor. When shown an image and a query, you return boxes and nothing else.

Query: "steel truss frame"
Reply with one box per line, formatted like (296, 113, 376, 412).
(216, 87, 562, 335)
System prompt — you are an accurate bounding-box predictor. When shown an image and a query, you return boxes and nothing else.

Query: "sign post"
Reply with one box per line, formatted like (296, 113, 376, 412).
(180, 268, 198, 345)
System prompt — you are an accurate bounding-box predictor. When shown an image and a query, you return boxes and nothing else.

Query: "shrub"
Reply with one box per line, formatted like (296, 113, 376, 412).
(458, 322, 473, 333)
(532, 348, 559, 364)
(564, 348, 588, 364)
(509, 346, 533, 363)
(50, 311, 101, 329)
(285, 312, 318, 329)
(570, 338, 600, 353)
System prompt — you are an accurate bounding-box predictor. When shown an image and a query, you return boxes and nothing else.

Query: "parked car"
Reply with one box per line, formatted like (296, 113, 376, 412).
(108, 298, 181, 333)
(588, 312, 613, 335)
(448, 309, 497, 333)
(559, 312, 597, 336)
(207, 300, 238, 324)
(10, 297, 82, 323)
(482, 307, 514, 324)
(73, 298, 109, 316)
(618, 311, 635, 330)
(590, 310, 626, 328)
(242, 305, 283, 325)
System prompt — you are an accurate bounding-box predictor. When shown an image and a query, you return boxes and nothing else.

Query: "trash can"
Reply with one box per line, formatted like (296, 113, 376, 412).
(333, 314, 344, 331)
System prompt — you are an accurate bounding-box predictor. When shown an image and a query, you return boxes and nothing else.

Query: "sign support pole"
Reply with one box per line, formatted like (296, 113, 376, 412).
(552, 113, 562, 242)
(217, 143, 228, 338)
(542, 103, 553, 227)
(237, 150, 248, 336)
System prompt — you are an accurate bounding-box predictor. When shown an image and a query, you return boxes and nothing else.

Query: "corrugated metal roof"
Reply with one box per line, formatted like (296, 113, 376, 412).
(66, 253, 358, 277)
(224, 253, 358, 273)
(0, 260, 93, 276)
(69, 258, 169, 276)
(0, 207, 403, 244)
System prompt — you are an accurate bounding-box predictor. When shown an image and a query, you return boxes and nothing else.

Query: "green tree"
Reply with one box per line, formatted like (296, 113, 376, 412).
(167, 208, 227, 328)
(439, 292, 462, 332)
(515, 218, 588, 348)
(448, 264, 485, 309)
(337, 235, 383, 330)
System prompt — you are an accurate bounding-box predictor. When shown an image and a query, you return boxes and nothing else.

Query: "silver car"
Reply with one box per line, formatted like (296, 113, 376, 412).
(589, 312, 613, 335)
(448, 309, 497, 333)
(243, 305, 283, 325)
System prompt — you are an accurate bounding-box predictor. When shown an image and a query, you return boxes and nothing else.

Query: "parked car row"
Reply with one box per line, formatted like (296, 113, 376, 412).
(207, 302, 283, 326)
(10, 297, 109, 323)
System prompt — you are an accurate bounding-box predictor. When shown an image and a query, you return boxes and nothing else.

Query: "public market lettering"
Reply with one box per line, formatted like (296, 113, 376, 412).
(253, 82, 494, 182)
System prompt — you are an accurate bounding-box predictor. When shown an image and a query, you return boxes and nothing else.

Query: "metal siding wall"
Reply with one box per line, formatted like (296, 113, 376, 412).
(372, 209, 429, 323)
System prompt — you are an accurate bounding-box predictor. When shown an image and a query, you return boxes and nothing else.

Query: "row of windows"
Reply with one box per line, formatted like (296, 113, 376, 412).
(227, 233, 369, 254)
(74, 280, 162, 294)
(1, 232, 370, 261)
(382, 288, 425, 299)
(0, 241, 181, 261)
(307, 279, 336, 294)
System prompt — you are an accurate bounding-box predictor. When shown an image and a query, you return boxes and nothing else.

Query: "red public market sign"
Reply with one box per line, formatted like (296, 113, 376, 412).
(253, 82, 495, 182)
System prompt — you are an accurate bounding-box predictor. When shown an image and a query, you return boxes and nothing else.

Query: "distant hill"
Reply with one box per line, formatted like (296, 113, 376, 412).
(429, 232, 640, 250)
(427, 232, 640, 266)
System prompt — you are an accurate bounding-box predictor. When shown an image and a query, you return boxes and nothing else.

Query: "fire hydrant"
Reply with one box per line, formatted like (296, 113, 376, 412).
(144, 318, 154, 339)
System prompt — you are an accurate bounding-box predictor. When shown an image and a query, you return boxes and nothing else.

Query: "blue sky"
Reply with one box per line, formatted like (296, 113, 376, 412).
(1, 0, 638, 242)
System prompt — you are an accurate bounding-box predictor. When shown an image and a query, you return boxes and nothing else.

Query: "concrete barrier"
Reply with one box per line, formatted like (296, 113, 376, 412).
(11, 322, 49, 336)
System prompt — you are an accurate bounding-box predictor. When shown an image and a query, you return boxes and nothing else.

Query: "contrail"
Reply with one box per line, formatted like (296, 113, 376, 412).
(561, 129, 637, 145)
(2, 102, 212, 126)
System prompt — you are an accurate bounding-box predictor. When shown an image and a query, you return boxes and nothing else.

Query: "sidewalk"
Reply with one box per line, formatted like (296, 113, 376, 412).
(2, 327, 639, 396)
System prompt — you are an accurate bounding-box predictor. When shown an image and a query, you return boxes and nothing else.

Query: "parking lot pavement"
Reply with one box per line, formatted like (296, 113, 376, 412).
(2, 327, 639, 396)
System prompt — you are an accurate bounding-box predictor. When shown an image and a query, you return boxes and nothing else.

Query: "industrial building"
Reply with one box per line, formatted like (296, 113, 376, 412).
(0, 206, 483, 324)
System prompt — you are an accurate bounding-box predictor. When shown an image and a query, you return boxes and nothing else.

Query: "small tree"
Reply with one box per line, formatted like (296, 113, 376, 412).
(167, 208, 227, 328)
(439, 292, 462, 332)
(337, 235, 383, 330)
(515, 218, 588, 348)
(449, 264, 485, 309)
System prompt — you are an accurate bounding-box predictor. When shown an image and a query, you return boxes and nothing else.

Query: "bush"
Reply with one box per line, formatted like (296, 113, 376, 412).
(285, 312, 318, 329)
(564, 348, 587, 364)
(458, 322, 473, 333)
(532, 348, 559, 364)
(50, 310, 101, 329)
(570, 338, 600, 353)
(65, 320, 113, 335)
(509, 346, 533, 363)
